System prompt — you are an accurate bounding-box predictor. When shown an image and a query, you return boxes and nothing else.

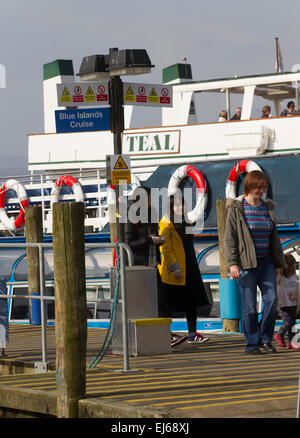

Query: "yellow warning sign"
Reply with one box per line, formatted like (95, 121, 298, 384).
(124, 86, 135, 103)
(111, 170, 131, 185)
(114, 155, 128, 169)
(60, 86, 72, 103)
(148, 87, 159, 104)
(85, 86, 96, 102)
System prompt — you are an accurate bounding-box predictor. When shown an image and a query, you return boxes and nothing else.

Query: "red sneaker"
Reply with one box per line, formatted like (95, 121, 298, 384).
(274, 333, 286, 348)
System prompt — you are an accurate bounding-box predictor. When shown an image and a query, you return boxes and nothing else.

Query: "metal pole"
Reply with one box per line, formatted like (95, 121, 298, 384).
(225, 88, 231, 120)
(38, 245, 47, 368)
(297, 369, 300, 418)
(119, 244, 129, 371)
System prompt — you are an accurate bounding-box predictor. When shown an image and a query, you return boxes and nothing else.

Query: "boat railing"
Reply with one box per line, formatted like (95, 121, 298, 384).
(0, 241, 134, 372)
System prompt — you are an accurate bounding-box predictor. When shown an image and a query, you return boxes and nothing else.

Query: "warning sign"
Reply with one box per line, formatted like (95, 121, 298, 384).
(114, 155, 128, 169)
(124, 86, 135, 103)
(97, 84, 108, 102)
(109, 154, 131, 185)
(57, 82, 109, 107)
(60, 87, 72, 104)
(148, 88, 159, 104)
(73, 85, 84, 103)
(160, 87, 171, 105)
(122, 82, 172, 107)
(136, 86, 147, 103)
(85, 86, 96, 102)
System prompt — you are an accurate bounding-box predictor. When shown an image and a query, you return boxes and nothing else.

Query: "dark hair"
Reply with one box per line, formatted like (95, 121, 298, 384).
(168, 194, 188, 237)
(281, 254, 296, 278)
(287, 101, 295, 108)
(243, 170, 269, 196)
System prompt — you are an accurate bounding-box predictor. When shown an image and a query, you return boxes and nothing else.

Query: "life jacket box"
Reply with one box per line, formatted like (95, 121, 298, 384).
(225, 124, 272, 157)
(110, 266, 171, 356)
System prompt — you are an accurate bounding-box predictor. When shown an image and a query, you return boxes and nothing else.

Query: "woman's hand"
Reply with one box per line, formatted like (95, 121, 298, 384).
(173, 268, 182, 279)
(230, 265, 240, 279)
(152, 235, 165, 245)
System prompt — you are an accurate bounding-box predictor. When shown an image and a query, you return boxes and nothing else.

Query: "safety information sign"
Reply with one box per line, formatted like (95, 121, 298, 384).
(123, 82, 172, 107)
(57, 82, 109, 107)
(109, 154, 131, 185)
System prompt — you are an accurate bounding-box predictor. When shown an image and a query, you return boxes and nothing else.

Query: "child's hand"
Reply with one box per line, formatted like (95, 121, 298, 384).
(288, 291, 297, 301)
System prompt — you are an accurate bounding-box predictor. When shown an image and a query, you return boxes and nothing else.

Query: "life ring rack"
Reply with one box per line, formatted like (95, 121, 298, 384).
(168, 164, 208, 224)
(0, 179, 29, 232)
(225, 159, 266, 200)
(50, 174, 84, 206)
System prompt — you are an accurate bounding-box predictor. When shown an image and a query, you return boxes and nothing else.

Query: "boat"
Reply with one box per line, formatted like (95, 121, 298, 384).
(1, 57, 300, 330)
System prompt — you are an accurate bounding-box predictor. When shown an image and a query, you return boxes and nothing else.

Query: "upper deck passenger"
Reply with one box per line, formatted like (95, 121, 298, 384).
(261, 105, 271, 118)
(281, 101, 295, 116)
(230, 107, 241, 120)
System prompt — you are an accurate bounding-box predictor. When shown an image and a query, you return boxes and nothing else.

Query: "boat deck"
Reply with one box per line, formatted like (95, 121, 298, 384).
(0, 324, 299, 418)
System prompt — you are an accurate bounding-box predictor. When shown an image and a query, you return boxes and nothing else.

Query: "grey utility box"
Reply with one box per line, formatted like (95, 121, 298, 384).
(111, 266, 171, 356)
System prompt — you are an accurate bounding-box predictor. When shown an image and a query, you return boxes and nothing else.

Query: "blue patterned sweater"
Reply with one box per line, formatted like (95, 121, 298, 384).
(242, 199, 273, 258)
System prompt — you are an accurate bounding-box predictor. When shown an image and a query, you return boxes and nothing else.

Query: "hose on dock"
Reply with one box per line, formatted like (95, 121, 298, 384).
(88, 241, 121, 369)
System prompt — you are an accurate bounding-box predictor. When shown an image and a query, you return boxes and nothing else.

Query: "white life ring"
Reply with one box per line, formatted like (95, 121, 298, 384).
(0, 179, 28, 231)
(50, 174, 84, 206)
(106, 173, 141, 220)
(290, 332, 300, 349)
(168, 164, 208, 224)
(225, 160, 266, 199)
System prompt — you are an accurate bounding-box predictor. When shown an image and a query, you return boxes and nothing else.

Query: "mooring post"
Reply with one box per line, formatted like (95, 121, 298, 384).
(216, 199, 241, 332)
(53, 202, 87, 418)
(25, 206, 43, 325)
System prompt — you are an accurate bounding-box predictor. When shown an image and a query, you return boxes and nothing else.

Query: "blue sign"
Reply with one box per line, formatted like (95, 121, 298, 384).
(55, 107, 110, 133)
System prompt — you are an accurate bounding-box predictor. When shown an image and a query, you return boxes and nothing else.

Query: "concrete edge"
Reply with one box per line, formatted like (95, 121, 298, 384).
(78, 397, 179, 418)
(0, 385, 57, 416)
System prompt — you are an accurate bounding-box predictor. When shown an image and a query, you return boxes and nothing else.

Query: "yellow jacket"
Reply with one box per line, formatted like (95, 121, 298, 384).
(158, 216, 186, 285)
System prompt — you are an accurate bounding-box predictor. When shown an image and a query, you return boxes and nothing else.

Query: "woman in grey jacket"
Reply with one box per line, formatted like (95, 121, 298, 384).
(224, 170, 286, 355)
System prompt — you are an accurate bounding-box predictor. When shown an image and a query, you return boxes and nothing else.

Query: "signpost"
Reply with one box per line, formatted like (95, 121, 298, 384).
(56, 74, 173, 244)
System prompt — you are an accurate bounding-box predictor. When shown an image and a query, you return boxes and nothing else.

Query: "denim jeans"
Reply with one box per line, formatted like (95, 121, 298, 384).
(237, 257, 277, 351)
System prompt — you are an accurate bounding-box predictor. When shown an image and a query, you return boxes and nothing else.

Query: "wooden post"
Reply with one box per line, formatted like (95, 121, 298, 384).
(53, 202, 87, 418)
(216, 199, 240, 332)
(25, 206, 43, 325)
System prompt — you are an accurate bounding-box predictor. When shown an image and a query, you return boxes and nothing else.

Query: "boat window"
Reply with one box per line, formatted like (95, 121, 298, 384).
(0, 249, 26, 280)
(198, 246, 220, 275)
(9, 286, 55, 321)
(86, 283, 111, 319)
(13, 247, 112, 281)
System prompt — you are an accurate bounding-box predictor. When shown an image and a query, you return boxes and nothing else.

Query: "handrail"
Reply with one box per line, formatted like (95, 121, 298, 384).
(0, 241, 133, 372)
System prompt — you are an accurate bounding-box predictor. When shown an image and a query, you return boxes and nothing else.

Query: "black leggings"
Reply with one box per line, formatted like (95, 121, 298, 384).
(157, 273, 197, 334)
(278, 306, 297, 340)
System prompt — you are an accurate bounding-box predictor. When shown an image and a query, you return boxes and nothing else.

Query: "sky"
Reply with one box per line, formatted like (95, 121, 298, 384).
(0, 0, 299, 176)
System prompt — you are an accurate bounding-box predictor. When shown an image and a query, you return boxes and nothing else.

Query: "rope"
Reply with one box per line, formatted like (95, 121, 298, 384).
(88, 240, 121, 369)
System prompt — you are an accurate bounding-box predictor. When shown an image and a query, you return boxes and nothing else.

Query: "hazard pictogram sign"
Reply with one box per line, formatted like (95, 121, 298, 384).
(57, 82, 109, 107)
(114, 155, 128, 169)
(122, 82, 172, 107)
(109, 154, 131, 185)
(60, 86, 72, 104)
(124, 86, 135, 103)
